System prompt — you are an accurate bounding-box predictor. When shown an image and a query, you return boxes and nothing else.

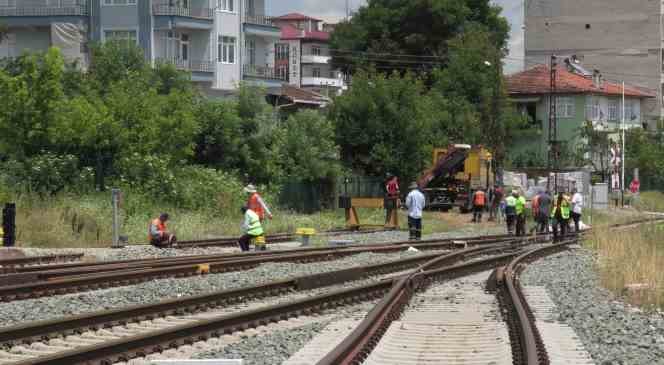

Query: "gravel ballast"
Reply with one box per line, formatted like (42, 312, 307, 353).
(521, 249, 664, 365)
(0, 249, 440, 327)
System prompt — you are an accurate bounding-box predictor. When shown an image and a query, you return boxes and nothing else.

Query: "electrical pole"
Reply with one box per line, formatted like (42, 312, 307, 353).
(345, 0, 349, 20)
(548, 55, 558, 193)
(621, 81, 625, 207)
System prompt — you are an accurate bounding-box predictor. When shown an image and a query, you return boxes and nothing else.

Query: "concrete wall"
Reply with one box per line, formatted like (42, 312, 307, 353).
(14, 28, 51, 53)
(525, 0, 662, 125)
(215, 7, 241, 90)
(245, 0, 265, 16)
(302, 63, 332, 78)
(301, 41, 329, 56)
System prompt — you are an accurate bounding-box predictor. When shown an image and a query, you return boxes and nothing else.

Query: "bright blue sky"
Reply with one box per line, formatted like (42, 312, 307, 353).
(267, 0, 524, 73)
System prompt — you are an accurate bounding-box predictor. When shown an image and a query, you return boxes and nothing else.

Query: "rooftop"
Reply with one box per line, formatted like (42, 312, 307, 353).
(280, 24, 330, 41)
(506, 64, 655, 98)
(274, 12, 323, 22)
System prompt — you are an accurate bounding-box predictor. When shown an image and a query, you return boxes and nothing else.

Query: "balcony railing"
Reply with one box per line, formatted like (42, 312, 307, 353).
(244, 14, 276, 27)
(153, 1, 213, 20)
(0, 0, 87, 16)
(156, 58, 214, 73)
(243, 64, 286, 81)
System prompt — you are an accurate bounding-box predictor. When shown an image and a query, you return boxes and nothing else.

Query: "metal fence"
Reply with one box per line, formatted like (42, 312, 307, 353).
(0, 0, 87, 16)
(152, 2, 213, 19)
(279, 179, 335, 214)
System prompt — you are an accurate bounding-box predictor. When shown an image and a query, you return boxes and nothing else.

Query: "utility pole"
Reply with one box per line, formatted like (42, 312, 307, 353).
(621, 81, 625, 207)
(346, 0, 350, 20)
(548, 55, 558, 193)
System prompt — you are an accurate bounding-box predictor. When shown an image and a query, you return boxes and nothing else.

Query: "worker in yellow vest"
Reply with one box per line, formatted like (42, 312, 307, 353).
(550, 192, 570, 242)
(515, 191, 527, 236)
(239, 206, 264, 252)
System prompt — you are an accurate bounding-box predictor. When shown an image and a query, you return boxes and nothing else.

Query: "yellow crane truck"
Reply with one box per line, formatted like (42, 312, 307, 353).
(417, 144, 494, 212)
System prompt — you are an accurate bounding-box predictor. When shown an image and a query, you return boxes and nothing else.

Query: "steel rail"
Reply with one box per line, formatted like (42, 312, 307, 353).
(5, 242, 528, 365)
(0, 241, 518, 348)
(0, 253, 84, 273)
(0, 235, 525, 302)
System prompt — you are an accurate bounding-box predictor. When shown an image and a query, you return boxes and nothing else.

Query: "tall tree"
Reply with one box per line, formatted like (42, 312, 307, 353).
(329, 0, 509, 75)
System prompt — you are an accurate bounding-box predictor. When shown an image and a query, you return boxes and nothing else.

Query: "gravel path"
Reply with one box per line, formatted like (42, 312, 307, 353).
(0, 250, 441, 327)
(521, 249, 664, 365)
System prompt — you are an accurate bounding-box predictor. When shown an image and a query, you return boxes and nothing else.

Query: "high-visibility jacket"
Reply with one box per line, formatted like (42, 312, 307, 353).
(473, 190, 486, 206)
(515, 196, 526, 216)
(248, 193, 265, 220)
(148, 218, 166, 241)
(551, 197, 570, 220)
(505, 196, 517, 216)
(246, 209, 264, 236)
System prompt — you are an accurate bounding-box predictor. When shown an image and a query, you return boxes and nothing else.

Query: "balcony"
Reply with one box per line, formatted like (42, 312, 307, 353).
(152, 1, 213, 20)
(301, 77, 345, 88)
(243, 64, 286, 81)
(244, 15, 275, 27)
(302, 55, 331, 64)
(156, 58, 214, 73)
(0, 0, 87, 17)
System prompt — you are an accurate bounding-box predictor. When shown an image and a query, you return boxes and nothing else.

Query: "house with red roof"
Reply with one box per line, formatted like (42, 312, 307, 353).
(272, 13, 346, 96)
(506, 63, 655, 163)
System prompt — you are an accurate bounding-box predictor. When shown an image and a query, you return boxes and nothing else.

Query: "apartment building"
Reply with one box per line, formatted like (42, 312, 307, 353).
(273, 13, 346, 96)
(525, 0, 663, 128)
(0, 0, 285, 92)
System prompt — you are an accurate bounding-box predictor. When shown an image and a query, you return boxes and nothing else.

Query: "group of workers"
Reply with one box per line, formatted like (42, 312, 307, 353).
(148, 184, 272, 251)
(471, 186, 584, 241)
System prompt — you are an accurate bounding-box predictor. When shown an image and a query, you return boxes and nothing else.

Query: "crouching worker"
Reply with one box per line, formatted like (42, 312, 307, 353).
(149, 213, 176, 248)
(239, 206, 264, 252)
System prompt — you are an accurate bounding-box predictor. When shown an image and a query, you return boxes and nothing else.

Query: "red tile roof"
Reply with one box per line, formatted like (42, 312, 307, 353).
(506, 64, 655, 98)
(280, 24, 330, 41)
(275, 12, 322, 22)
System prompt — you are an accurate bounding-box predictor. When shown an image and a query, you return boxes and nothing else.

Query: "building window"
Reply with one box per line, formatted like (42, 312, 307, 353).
(275, 44, 289, 60)
(624, 100, 638, 122)
(311, 46, 321, 56)
(276, 66, 288, 81)
(103, 0, 137, 5)
(218, 36, 236, 64)
(104, 30, 138, 43)
(585, 96, 600, 121)
(218, 0, 234, 12)
(329, 71, 336, 79)
(312, 68, 321, 78)
(608, 99, 619, 121)
(556, 96, 575, 118)
(246, 38, 256, 66)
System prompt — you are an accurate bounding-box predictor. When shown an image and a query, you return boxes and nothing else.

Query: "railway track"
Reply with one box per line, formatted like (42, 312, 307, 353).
(0, 254, 84, 274)
(0, 234, 525, 302)
(0, 237, 536, 365)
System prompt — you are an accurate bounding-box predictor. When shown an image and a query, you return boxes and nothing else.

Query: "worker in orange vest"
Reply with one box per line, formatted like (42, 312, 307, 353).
(244, 184, 273, 222)
(472, 189, 487, 223)
(148, 213, 176, 248)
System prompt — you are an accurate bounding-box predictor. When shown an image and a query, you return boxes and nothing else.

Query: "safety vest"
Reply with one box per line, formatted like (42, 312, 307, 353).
(473, 191, 486, 206)
(551, 198, 571, 220)
(246, 209, 264, 236)
(516, 196, 526, 216)
(247, 193, 265, 220)
(505, 196, 517, 216)
(148, 218, 166, 241)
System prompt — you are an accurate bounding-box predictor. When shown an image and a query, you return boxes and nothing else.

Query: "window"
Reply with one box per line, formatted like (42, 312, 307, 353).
(312, 68, 321, 78)
(625, 100, 638, 122)
(311, 46, 321, 56)
(103, 0, 136, 5)
(555, 96, 575, 118)
(608, 99, 619, 121)
(246, 39, 256, 66)
(585, 96, 600, 121)
(218, 0, 234, 12)
(218, 36, 236, 63)
(276, 66, 288, 81)
(104, 30, 138, 43)
(329, 71, 337, 79)
(275, 44, 289, 60)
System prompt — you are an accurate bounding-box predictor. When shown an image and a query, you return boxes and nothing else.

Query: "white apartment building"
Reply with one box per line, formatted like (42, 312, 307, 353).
(0, 0, 285, 92)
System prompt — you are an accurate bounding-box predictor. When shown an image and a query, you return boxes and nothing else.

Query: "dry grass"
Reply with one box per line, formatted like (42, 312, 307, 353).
(586, 224, 664, 309)
(634, 191, 664, 213)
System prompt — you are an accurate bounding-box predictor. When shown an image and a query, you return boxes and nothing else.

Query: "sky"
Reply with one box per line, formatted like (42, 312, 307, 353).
(268, 0, 525, 74)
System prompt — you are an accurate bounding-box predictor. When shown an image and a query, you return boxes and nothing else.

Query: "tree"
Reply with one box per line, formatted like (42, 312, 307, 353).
(0, 48, 65, 160)
(330, 70, 437, 182)
(271, 110, 341, 182)
(432, 26, 519, 164)
(329, 0, 509, 75)
(88, 41, 148, 93)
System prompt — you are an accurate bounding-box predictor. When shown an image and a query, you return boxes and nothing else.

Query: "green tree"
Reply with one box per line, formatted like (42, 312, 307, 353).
(330, 70, 437, 182)
(88, 41, 148, 93)
(329, 0, 509, 75)
(0, 48, 65, 160)
(272, 110, 341, 182)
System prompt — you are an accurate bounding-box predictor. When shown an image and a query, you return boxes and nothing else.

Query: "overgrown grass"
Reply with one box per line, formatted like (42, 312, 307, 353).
(585, 224, 664, 310)
(6, 192, 482, 248)
(634, 191, 664, 213)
